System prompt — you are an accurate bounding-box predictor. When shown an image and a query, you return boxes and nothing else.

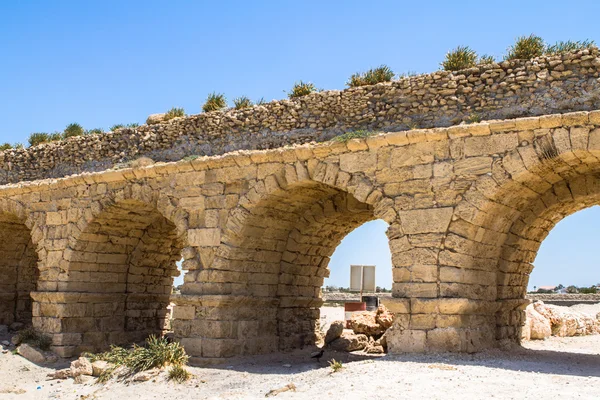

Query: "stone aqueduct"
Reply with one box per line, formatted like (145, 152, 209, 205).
(1, 110, 600, 362)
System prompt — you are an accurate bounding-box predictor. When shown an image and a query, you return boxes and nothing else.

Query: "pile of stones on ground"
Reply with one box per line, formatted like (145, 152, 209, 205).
(0, 323, 58, 364)
(522, 301, 600, 340)
(323, 305, 393, 354)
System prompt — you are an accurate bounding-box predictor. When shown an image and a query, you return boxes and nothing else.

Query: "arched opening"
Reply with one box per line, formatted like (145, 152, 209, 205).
(529, 206, 600, 293)
(64, 200, 184, 351)
(0, 212, 38, 326)
(211, 177, 390, 356)
(320, 219, 392, 342)
(442, 130, 600, 353)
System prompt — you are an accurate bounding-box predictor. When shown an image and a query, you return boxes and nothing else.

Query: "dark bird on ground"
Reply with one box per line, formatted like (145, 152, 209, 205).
(310, 348, 325, 362)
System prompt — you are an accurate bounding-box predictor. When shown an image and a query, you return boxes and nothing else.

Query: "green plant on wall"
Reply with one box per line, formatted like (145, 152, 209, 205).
(442, 46, 478, 71)
(28, 132, 50, 147)
(546, 39, 596, 55)
(63, 123, 84, 138)
(287, 81, 317, 98)
(202, 92, 227, 112)
(165, 107, 185, 120)
(347, 65, 395, 87)
(505, 34, 545, 60)
(478, 54, 495, 64)
(233, 96, 253, 110)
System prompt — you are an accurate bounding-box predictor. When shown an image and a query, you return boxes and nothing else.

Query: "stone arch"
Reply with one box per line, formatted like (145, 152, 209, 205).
(54, 189, 190, 353)
(0, 198, 40, 326)
(449, 125, 600, 345)
(184, 159, 396, 356)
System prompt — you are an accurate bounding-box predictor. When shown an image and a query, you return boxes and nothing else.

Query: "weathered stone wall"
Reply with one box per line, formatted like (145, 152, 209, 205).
(1, 110, 600, 362)
(1, 49, 600, 184)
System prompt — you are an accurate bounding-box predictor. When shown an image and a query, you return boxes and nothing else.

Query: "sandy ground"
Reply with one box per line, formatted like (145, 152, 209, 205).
(1, 305, 600, 400)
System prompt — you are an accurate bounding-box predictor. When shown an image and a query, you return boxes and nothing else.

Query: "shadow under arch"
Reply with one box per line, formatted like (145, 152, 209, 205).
(59, 197, 188, 352)
(207, 167, 393, 355)
(0, 210, 39, 326)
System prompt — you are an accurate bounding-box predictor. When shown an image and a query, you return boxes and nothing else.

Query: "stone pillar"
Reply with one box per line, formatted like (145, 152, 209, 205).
(382, 207, 499, 353)
(171, 294, 279, 364)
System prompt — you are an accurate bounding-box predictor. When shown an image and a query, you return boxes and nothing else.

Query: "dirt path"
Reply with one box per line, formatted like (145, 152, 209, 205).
(1, 335, 599, 400)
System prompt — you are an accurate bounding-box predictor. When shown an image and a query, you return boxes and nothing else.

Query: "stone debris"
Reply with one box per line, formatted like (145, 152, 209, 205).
(70, 357, 93, 377)
(132, 369, 160, 382)
(146, 113, 167, 125)
(328, 331, 369, 352)
(47, 369, 71, 380)
(522, 305, 551, 340)
(348, 305, 393, 337)
(523, 301, 600, 340)
(265, 383, 296, 397)
(364, 344, 385, 354)
(74, 375, 94, 384)
(16, 343, 57, 364)
(324, 320, 344, 344)
(92, 360, 113, 377)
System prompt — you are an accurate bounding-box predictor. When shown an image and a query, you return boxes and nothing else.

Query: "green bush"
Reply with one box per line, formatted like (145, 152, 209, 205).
(256, 97, 267, 105)
(168, 365, 191, 383)
(505, 34, 545, 60)
(63, 123, 84, 138)
(347, 65, 395, 87)
(441, 46, 478, 71)
(546, 39, 596, 55)
(86, 128, 103, 135)
(126, 123, 139, 128)
(466, 113, 482, 123)
(202, 92, 227, 112)
(28, 132, 50, 147)
(233, 96, 253, 110)
(85, 335, 189, 383)
(479, 54, 496, 64)
(48, 132, 62, 142)
(110, 124, 124, 131)
(165, 107, 185, 120)
(0, 143, 12, 151)
(288, 81, 317, 98)
(329, 359, 343, 373)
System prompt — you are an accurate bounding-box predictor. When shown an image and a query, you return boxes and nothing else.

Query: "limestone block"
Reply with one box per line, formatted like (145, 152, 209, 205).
(391, 142, 436, 167)
(426, 328, 461, 351)
(188, 229, 221, 246)
(172, 305, 196, 320)
(380, 298, 410, 314)
(339, 151, 377, 173)
(398, 207, 453, 234)
(386, 327, 426, 353)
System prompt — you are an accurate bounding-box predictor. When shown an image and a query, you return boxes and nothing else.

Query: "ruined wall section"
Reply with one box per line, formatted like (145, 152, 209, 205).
(1, 49, 600, 184)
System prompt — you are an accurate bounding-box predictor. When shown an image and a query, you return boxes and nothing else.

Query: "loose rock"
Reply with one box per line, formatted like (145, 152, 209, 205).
(17, 343, 49, 364)
(324, 320, 344, 344)
(328, 331, 369, 352)
(70, 357, 93, 377)
(92, 360, 113, 377)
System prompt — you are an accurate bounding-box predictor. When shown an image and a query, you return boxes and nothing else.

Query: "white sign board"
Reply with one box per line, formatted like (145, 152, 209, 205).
(350, 265, 376, 292)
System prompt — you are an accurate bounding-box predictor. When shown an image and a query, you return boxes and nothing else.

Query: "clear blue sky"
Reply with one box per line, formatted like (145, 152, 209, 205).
(2, 1, 598, 289)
